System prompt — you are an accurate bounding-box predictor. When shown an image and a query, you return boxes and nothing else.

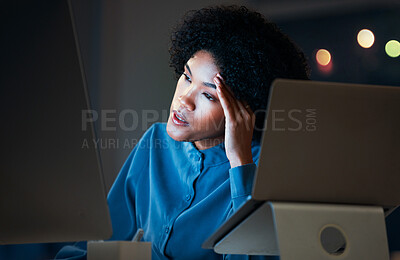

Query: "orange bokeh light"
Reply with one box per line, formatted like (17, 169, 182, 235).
(316, 49, 331, 66)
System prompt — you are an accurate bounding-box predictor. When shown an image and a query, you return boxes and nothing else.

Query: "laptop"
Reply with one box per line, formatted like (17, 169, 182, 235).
(202, 79, 400, 249)
(0, 0, 112, 244)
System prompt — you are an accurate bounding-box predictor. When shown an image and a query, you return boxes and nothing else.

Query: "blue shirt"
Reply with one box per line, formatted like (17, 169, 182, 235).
(56, 123, 278, 260)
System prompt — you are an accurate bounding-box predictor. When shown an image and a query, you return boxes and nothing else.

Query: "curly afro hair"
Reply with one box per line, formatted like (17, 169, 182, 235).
(169, 5, 310, 139)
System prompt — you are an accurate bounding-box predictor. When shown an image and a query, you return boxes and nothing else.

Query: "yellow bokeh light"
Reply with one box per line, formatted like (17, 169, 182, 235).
(316, 49, 331, 66)
(357, 29, 375, 48)
(385, 40, 400, 58)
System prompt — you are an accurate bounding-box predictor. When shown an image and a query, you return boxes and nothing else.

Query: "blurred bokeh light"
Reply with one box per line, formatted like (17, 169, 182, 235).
(385, 40, 400, 58)
(357, 29, 375, 48)
(316, 49, 332, 66)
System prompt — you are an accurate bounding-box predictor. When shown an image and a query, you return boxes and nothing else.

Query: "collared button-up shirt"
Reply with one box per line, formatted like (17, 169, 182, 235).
(55, 123, 278, 260)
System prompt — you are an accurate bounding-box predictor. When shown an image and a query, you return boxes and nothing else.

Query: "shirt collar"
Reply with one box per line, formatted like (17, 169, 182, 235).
(162, 124, 259, 167)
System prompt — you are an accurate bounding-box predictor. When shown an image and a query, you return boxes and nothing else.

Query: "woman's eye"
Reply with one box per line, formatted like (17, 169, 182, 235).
(183, 73, 191, 83)
(203, 93, 214, 101)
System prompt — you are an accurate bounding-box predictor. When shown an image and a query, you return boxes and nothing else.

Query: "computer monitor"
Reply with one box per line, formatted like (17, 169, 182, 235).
(0, 0, 112, 244)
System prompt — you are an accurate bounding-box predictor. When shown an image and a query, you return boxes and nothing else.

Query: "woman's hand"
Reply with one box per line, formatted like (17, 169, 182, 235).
(214, 73, 256, 168)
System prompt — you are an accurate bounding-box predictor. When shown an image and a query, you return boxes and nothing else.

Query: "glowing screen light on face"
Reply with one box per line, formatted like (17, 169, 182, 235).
(357, 29, 375, 48)
(385, 40, 400, 58)
(316, 49, 331, 66)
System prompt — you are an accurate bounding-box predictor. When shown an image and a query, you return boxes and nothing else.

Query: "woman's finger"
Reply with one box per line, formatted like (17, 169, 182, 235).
(236, 100, 255, 131)
(236, 100, 248, 114)
(216, 74, 253, 121)
(215, 79, 236, 121)
(216, 74, 235, 97)
(214, 75, 240, 116)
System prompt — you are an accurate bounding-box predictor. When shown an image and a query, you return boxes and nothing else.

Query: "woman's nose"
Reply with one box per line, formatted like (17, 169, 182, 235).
(178, 91, 195, 111)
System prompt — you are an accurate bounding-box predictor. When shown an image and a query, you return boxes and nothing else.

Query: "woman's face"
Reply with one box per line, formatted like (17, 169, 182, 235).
(166, 50, 225, 150)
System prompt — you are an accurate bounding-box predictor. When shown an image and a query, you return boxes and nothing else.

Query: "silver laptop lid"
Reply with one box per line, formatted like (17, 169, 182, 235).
(253, 79, 400, 208)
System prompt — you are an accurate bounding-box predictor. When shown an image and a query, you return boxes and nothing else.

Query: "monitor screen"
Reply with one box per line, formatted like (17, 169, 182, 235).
(0, 0, 112, 244)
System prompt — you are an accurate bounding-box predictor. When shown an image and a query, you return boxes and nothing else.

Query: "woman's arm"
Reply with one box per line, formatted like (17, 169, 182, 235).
(215, 74, 279, 260)
(229, 163, 258, 210)
(214, 73, 255, 169)
(106, 144, 143, 241)
(214, 73, 257, 210)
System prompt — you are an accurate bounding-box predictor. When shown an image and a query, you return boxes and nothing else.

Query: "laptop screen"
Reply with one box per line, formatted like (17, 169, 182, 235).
(253, 79, 400, 208)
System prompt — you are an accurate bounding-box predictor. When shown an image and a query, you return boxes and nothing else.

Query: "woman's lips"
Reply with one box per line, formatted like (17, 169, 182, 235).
(172, 110, 189, 126)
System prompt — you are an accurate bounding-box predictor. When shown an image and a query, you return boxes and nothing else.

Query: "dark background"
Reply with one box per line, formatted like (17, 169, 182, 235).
(1, 0, 399, 259)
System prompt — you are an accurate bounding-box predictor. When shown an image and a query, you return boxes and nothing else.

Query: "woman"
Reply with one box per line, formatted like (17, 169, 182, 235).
(56, 5, 309, 260)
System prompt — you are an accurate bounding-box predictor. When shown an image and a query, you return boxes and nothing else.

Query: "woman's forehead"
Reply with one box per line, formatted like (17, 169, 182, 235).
(187, 50, 219, 78)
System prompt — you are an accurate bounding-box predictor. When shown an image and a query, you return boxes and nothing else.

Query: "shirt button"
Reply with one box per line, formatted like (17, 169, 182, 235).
(185, 194, 191, 201)
(165, 227, 170, 233)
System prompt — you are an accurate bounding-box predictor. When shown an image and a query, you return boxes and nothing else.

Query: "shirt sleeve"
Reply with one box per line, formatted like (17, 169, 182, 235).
(229, 163, 257, 210)
(106, 143, 143, 241)
(54, 242, 87, 260)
